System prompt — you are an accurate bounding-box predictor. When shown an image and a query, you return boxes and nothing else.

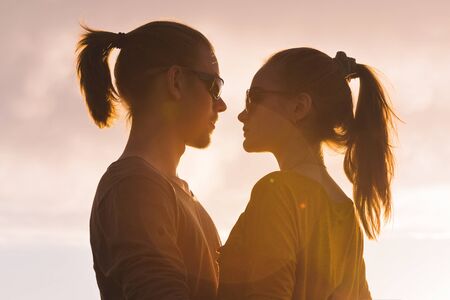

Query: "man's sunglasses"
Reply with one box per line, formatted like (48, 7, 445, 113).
(144, 66, 224, 101)
(182, 67, 224, 101)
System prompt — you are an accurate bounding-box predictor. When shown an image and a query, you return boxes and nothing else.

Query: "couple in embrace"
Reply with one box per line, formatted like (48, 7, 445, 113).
(77, 20, 396, 300)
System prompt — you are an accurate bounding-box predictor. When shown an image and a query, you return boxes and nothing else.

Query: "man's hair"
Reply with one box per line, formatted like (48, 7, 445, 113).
(76, 21, 213, 128)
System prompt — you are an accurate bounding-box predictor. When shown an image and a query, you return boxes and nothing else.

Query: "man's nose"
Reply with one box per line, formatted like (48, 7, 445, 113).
(215, 97, 227, 113)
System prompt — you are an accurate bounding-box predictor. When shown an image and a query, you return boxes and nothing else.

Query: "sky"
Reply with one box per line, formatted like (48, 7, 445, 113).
(1, 0, 450, 299)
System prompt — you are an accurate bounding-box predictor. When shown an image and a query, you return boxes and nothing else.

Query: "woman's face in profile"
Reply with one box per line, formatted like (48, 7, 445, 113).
(238, 66, 297, 153)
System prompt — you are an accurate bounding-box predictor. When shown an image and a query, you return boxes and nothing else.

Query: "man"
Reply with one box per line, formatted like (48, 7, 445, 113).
(76, 21, 227, 299)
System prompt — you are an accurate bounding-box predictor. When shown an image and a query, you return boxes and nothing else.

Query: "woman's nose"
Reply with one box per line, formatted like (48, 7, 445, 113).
(237, 109, 247, 123)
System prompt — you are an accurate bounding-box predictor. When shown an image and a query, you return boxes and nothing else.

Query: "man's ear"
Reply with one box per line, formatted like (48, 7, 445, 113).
(292, 92, 313, 123)
(166, 65, 183, 101)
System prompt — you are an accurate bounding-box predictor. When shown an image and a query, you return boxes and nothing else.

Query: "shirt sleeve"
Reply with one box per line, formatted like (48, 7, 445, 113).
(96, 175, 189, 300)
(241, 175, 300, 300)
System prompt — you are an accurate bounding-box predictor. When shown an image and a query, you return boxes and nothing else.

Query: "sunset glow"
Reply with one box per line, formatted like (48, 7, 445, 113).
(1, 0, 450, 299)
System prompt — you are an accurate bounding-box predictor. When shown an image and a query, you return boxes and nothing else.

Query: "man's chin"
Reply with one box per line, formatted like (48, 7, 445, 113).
(186, 133, 211, 149)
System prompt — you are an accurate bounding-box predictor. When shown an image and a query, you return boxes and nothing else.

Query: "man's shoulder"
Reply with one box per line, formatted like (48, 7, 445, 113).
(95, 156, 176, 203)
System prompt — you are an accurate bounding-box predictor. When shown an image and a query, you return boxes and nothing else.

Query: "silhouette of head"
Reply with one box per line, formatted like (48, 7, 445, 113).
(238, 48, 356, 153)
(76, 21, 227, 148)
(238, 47, 397, 239)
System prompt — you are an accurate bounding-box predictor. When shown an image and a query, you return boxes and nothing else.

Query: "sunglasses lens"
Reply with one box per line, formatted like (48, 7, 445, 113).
(245, 89, 264, 112)
(210, 78, 223, 100)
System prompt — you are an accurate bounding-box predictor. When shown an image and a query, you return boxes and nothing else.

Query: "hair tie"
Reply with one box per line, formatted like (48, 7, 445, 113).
(333, 51, 358, 80)
(102, 32, 126, 56)
(113, 32, 127, 49)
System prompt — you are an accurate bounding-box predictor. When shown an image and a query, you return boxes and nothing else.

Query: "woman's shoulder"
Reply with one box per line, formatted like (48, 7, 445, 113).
(253, 170, 324, 196)
(250, 170, 353, 213)
(248, 171, 322, 210)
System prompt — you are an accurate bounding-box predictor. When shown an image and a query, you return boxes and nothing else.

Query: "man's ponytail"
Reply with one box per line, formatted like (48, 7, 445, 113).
(76, 26, 120, 128)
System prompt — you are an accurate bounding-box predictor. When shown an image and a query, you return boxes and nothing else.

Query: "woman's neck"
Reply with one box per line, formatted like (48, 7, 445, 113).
(273, 135, 325, 172)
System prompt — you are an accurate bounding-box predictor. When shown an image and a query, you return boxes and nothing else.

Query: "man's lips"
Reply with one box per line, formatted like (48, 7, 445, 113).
(210, 115, 218, 129)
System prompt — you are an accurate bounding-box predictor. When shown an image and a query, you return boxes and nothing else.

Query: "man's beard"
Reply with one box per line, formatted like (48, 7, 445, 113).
(187, 131, 211, 149)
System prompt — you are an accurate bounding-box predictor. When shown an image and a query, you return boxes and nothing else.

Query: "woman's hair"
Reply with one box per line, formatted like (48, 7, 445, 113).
(76, 21, 213, 128)
(264, 48, 398, 239)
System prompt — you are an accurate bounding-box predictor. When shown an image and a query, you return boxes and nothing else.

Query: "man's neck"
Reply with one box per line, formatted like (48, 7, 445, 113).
(120, 121, 185, 178)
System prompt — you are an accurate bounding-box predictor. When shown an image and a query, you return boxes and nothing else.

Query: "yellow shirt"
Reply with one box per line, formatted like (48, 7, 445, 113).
(218, 171, 371, 300)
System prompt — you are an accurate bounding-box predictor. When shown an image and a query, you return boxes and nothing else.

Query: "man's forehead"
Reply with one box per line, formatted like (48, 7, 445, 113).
(197, 48, 219, 73)
(206, 51, 219, 74)
(210, 51, 218, 65)
(209, 52, 219, 74)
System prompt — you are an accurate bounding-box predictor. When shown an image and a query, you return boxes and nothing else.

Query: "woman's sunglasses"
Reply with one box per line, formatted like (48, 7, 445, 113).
(245, 87, 292, 113)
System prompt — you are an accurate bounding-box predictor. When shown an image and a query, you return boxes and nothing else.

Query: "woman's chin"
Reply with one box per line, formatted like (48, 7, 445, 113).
(242, 138, 258, 153)
(243, 137, 270, 153)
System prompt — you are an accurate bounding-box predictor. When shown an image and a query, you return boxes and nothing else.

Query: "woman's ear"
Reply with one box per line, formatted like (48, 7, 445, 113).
(292, 92, 313, 123)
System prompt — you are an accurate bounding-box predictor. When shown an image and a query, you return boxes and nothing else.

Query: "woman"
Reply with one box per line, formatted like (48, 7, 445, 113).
(76, 21, 226, 299)
(218, 48, 397, 299)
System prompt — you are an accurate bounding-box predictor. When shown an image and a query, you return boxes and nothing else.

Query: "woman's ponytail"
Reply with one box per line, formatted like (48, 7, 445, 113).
(264, 49, 399, 239)
(76, 25, 120, 128)
(344, 64, 397, 240)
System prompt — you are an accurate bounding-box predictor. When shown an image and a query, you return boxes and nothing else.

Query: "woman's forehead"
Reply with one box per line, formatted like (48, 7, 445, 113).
(252, 65, 283, 89)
